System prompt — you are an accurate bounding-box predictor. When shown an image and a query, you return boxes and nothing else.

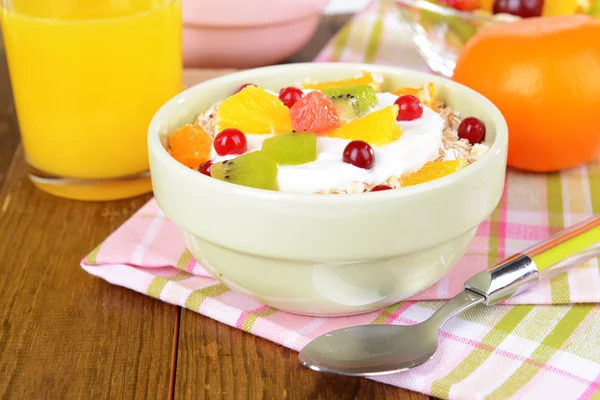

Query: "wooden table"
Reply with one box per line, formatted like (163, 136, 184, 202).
(0, 15, 430, 399)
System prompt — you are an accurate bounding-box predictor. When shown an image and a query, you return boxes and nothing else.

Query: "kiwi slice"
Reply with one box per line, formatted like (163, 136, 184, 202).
(323, 85, 377, 123)
(210, 151, 278, 191)
(261, 132, 317, 166)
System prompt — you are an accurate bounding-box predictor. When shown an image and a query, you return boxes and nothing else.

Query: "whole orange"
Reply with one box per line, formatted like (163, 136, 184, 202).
(453, 15, 600, 172)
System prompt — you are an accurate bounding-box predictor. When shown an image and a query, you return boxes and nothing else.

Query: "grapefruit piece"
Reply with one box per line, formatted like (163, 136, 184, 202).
(324, 105, 402, 147)
(216, 85, 292, 134)
(400, 160, 467, 187)
(290, 91, 341, 134)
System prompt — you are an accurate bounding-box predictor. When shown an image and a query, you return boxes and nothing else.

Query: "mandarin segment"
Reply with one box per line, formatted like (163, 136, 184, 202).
(168, 124, 212, 169)
(392, 82, 438, 111)
(216, 85, 292, 134)
(302, 71, 382, 92)
(324, 105, 402, 147)
(400, 160, 467, 187)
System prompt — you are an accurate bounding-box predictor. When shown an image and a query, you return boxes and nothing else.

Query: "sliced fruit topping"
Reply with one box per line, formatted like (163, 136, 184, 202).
(394, 95, 424, 121)
(458, 117, 486, 144)
(542, 0, 579, 16)
(214, 128, 248, 156)
(169, 124, 213, 170)
(198, 160, 212, 176)
(400, 160, 468, 187)
(325, 105, 402, 147)
(217, 85, 292, 134)
(278, 87, 304, 108)
(343, 140, 375, 170)
(261, 132, 317, 166)
(210, 151, 278, 191)
(290, 91, 341, 134)
(392, 82, 437, 111)
(439, 0, 481, 11)
(302, 71, 382, 92)
(479, 0, 494, 11)
(234, 83, 255, 94)
(371, 185, 393, 192)
(323, 85, 377, 123)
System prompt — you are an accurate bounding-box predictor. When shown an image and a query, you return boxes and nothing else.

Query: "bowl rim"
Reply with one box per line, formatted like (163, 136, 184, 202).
(148, 62, 508, 204)
(394, 0, 498, 24)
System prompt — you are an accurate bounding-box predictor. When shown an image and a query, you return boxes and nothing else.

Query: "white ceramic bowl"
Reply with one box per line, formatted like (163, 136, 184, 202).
(148, 63, 508, 317)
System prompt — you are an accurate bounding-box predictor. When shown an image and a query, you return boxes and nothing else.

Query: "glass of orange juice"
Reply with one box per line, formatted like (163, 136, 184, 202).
(1, 0, 182, 200)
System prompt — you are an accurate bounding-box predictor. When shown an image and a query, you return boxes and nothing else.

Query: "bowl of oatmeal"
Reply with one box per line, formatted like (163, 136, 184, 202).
(148, 63, 508, 317)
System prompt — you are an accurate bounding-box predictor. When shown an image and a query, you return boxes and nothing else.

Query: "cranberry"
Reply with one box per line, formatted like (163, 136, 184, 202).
(343, 140, 375, 169)
(394, 95, 423, 121)
(371, 185, 392, 192)
(493, 0, 543, 18)
(278, 87, 304, 108)
(198, 161, 212, 176)
(214, 129, 247, 156)
(458, 117, 486, 144)
(234, 83, 255, 94)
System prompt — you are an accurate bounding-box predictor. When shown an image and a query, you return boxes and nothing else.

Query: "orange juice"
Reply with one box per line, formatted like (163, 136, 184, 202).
(1, 0, 182, 200)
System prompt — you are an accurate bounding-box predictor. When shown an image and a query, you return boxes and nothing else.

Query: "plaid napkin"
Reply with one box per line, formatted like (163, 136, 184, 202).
(82, 2, 600, 399)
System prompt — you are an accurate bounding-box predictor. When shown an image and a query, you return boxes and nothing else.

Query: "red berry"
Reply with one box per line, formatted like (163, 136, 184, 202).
(234, 83, 255, 94)
(458, 117, 486, 144)
(214, 129, 247, 156)
(278, 87, 304, 108)
(198, 160, 212, 176)
(394, 95, 423, 121)
(343, 140, 375, 169)
(493, 0, 543, 18)
(371, 185, 392, 192)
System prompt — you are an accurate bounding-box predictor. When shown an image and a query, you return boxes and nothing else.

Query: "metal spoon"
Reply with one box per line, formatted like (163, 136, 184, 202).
(299, 215, 600, 377)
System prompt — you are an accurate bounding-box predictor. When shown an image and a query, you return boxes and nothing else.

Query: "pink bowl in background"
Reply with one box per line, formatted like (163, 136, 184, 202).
(182, 0, 331, 68)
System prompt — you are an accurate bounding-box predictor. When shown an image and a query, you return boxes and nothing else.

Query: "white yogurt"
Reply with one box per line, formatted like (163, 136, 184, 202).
(212, 92, 444, 194)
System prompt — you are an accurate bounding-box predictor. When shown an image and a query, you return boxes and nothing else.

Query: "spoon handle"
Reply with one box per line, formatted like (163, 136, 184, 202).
(524, 215, 600, 280)
(465, 214, 600, 305)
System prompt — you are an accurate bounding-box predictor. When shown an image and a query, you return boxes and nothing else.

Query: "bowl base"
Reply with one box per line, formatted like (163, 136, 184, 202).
(181, 226, 478, 317)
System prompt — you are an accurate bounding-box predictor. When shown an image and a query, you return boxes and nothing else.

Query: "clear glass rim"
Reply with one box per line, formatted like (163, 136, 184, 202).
(394, 0, 499, 24)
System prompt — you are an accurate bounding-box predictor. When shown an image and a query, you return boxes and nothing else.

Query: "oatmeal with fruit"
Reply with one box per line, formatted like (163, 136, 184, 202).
(167, 72, 489, 194)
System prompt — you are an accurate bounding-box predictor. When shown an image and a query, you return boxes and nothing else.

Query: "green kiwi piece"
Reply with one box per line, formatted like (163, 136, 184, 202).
(261, 132, 317, 166)
(210, 151, 278, 191)
(323, 85, 377, 122)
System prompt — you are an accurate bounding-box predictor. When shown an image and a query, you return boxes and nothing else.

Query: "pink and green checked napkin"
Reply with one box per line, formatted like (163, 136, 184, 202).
(82, 2, 600, 399)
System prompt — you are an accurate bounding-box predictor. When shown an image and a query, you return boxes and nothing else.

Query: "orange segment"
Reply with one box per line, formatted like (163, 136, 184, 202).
(400, 160, 467, 187)
(324, 105, 402, 147)
(169, 124, 212, 169)
(392, 82, 438, 111)
(302, 71, 382, 92)
(542, 0, 579, 16)
(216, 85, 292, 134)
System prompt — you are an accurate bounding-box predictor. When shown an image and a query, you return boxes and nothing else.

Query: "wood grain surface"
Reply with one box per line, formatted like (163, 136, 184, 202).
(0, 14, 430, 400)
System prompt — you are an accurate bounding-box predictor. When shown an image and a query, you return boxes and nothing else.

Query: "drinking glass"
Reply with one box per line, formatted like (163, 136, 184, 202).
(1, 0, 182, 200)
